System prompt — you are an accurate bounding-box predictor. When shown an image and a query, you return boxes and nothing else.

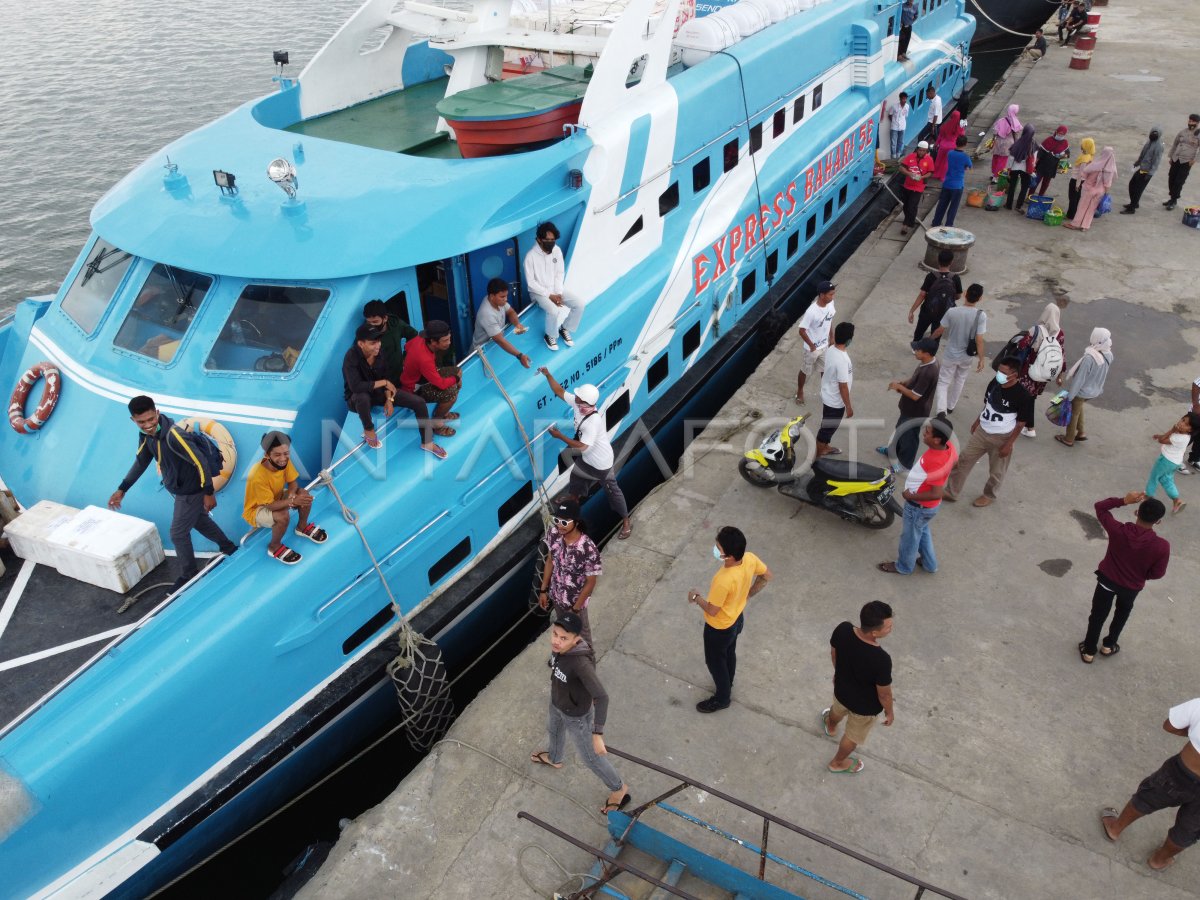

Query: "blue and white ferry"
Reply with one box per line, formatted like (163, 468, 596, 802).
(0, 0, 972, 894)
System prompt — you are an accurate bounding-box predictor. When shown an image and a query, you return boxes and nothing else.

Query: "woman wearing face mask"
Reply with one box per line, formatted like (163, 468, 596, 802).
(1033, 125, 1070, 196)
(1054, 328, 1113, 447)
(1121, 125, 1164, 214)
(538, 497, 602, 651)
(1016, 303, 1066, 438)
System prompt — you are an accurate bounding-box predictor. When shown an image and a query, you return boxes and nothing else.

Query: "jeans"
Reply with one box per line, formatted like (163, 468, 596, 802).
(935, 356, 974, 412)
(348, 387, 388, 432)
(890, 129, 904, 160)
(1146, 455, 1180, 501)
(1081, 575, 1140, 655)
(895, 502, 938, 574)
(170, 492, 237, 581)
(546, 704, 623, 791)
(569, 458, 630, 519)
(1167, 159, 1192, 202)
(1127, 171, 1152, 210)
(901, 186, 922, 226)
(703, 614, 744, 704)
(931, 188, 963, 227)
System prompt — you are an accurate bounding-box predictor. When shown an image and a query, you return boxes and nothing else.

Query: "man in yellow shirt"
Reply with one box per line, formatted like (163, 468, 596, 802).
(687, 526, 771, 713)
(243, 431, 326, 565)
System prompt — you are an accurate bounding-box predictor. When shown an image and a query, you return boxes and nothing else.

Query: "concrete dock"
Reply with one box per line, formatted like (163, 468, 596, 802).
(300, 3, 1200, 897)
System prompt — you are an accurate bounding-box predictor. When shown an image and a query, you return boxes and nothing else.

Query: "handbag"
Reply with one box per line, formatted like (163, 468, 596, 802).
(1045, 391, 1072, 427)
(1096, 194, 1112, 217)
(965, 309, 983, 357)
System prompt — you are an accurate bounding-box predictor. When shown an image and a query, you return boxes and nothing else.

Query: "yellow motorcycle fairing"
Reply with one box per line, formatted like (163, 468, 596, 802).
(825, 476, 889, 497)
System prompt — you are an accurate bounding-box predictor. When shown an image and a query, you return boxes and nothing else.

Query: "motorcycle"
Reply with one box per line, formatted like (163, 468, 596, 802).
(738, 414, 903, 529)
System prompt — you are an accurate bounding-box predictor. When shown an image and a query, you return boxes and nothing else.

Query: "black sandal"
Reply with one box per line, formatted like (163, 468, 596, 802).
(1078, 642, 1094, 664)
(601, 793, 631, 815)
(1100, 643, 1120, 657)
(530, 750, 562, 768)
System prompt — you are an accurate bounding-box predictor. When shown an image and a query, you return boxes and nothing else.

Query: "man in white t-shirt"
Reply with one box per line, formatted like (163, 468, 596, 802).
(932, 283, 987, 414)
(815, 322, 854, 459)
(524, 221, 585, 352)
(794, 281, 837, 406)
(1100, 697, 1200, 871)
(538, 367, 632, 539)
(924, 84, 942, 146)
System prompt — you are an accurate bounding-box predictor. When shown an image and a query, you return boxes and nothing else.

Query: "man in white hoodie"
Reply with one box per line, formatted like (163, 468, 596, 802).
(524, 221, 585, 351)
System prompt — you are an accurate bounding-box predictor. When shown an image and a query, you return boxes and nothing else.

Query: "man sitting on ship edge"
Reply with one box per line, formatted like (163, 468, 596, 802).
(362, 298, 417, 388)
(243, 430, 326, 565)
(524, 222, 584, 352)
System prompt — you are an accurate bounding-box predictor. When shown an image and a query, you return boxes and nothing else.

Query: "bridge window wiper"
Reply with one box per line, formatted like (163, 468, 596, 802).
(81, 246, 133, 286)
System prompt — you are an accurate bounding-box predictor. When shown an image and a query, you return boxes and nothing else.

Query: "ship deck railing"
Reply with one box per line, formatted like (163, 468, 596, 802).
(518, 746, 969, 900)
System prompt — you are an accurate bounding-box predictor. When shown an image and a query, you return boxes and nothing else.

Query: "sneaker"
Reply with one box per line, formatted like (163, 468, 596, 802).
(1178, 464, 1193, 476)
(696, 697, 730, 713)
(1022, 427, 1036, 438)
(543, 333, 559, 351)
(558, 327, 575, 347)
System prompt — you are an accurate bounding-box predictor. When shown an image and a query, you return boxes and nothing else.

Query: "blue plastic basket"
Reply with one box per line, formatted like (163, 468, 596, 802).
(1025, 195, 1053, 220)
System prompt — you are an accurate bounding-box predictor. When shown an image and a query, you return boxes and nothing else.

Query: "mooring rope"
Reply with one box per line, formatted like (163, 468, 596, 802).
(966, 0, 1044, 38)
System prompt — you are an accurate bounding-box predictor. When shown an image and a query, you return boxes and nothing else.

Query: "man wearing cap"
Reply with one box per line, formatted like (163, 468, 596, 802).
(794, 282, 837, 406)
(538, 367, 632, 540)
(688, 525, 771, 713)
(538, 497, 602, 650)
(530, 609, 631, 816)
(1164, 114, 1200, 212)
(401, 320, 462, 454)
(243, 431, 326, 565)
(472, 278, 530, 367)
(899, 141, 934, 235)
(878, 338, 940, 470)
(362, 298, 418, 387)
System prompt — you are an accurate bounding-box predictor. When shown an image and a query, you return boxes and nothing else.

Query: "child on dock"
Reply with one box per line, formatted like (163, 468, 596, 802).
(1146, 412, 1198, 514)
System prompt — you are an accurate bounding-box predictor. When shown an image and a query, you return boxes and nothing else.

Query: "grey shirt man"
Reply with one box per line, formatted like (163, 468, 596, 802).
(472, 300, 511, 349)
(938, 305, 987, 364)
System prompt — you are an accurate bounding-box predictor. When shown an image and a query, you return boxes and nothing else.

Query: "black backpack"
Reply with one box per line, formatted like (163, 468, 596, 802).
(923, 272, 957, 320)
(168, 425, 224, 481)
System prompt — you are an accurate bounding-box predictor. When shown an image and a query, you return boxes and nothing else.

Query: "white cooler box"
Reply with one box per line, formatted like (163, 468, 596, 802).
(3, 500, 81, 568)
(44, 506, 165, 593)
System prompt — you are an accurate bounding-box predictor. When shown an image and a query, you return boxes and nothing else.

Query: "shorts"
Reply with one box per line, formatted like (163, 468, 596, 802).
(831, 699, 879, 745)
(1130, 754, 1200, 848)
(815, 404, 845, 445)
(252, 506, 277, 528)
(798, 344, 826, 376)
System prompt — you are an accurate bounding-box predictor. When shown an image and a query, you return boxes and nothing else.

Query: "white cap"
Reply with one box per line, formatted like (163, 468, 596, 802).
(575, 384, 600, 405)
(917, 140, 930, 149)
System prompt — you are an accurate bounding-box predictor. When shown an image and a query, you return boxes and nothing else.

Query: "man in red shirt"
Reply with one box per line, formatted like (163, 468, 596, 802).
(400, 320, 462, 448)
(879, 414, 957, 575)
(1078, 492, 1170, 663)
(899, 141, 934, 235)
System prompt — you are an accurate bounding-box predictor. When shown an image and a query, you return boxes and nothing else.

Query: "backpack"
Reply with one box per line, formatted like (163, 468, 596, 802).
(168, 425, 224, 481)
(923, 272, 957, 320)
(1026, 326, 1064, 382)
(991, 330, 1029, 371)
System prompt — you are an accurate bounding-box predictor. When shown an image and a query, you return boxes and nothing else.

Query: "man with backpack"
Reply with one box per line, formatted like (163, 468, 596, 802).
(907, 250, 961, 345)
(932, 283, 986, 414)
(108, 395, 237, 589)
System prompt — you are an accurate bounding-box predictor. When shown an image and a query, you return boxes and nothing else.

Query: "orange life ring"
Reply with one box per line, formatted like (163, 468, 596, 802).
(8, 361, 61, 434)
(178, 417, 238, 493)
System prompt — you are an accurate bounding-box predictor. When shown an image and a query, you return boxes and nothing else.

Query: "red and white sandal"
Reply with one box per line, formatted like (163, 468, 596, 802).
(294, 523, 328, 543)
(269, 544, 303, 565)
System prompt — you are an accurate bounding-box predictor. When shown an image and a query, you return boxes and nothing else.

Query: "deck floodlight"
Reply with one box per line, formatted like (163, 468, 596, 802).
(267, 157, 299, 199)
(273, 50, 290, 67)
(213, 170, 238, 196)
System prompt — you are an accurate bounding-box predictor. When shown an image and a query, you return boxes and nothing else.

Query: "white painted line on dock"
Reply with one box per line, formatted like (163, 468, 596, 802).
(0, 559, 35, 644)
(0, 626, 133, 673)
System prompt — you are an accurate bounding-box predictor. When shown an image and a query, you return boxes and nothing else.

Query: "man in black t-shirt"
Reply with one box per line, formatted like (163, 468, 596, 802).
(821, 601, 894, 775)
(943, 356, 1034, 507)
(908, 250, 963, 345)
(878, 338, 940, 469)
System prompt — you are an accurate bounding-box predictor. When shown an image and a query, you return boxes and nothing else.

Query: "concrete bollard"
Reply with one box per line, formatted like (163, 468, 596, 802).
(920, 226, 975, 273)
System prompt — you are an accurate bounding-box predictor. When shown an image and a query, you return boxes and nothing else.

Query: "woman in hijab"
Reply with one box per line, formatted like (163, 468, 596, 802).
(1054, 328, 1112, 447)
(1064, 146, 1117, 231)
(1065, 137, 1095, 220)
(1121, 124, 1165, 214)
(988, 104, 1022, 179)
(1005, 123, 1037, 212)
(1016, 302, 1066, 437)
(932, 110, 965, 181)
(1033, 125, 1070, 196)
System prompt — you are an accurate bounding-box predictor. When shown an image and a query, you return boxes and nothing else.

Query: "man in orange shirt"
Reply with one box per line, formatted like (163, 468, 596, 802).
(899, 140, 934, 235)
(687, 526, 772, 713)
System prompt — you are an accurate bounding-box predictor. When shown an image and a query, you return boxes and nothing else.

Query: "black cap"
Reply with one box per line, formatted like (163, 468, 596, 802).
(355, 323, 382, 342)
(425, 319, 451, 340)
(552, 498, 581, 521)
(816, 280, 836, 294)
(554, 610, 583, 635)
(911, 337, 939, 354)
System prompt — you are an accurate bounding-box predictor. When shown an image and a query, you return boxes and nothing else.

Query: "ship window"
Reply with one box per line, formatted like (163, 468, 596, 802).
(823, 198, 833, 222)
(659, 182, 679, 216)
(723, 139, 739, 173)
(741, 270, 756, 302)
(606, 389, 630, 429)
(342, 605, 394, 655)
(941, 68, 948, 85)
(812, 84, 823, 111)
(647, 352, 669, 391)
(693, 158, 711, 192)
(497, 481, 533, 527)
(113, 263, 213, 363)
(682, 321, 701, 356)
(793, 95, 806, 123)
(767, 250, 778, 278)
(773, 109, 786, 138)
(621, 216, 644, 243)
(787, 230, 799, 258)
(839, 184, 848, 207)
(206, 284, 329, 372)
(806, 215, 816, 240)
(749, 123, 763, 154)
(887, 15, 894, 37)
(429, 536, 471, 585)
(60, 239, 134, 335)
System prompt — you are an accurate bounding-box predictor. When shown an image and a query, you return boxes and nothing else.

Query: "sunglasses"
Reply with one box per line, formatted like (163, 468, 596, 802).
(552, 517, 574, 527)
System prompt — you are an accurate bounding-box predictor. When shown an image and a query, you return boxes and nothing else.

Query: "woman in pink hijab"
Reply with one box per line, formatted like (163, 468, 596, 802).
(988, 104, 1022, 179)
(932, 110, 965, 181)
(1064, 146, 1117, 231)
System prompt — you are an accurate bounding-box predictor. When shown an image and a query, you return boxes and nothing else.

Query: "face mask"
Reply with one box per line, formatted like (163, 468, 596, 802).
(995, 372, 1009, 385)
(713, 545, 723, 560)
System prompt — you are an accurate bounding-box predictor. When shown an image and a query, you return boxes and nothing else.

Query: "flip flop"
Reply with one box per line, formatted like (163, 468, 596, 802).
(1173, 501, 1187, 514)
(530, 751, 562, 769)
(877, 562, 901, 574)
(828, 757, 864, 775)
(820, 707, 837, 738)
(1148, 854, 1178, 871)
(1074, 435, 1088, 442)
(422, 444, 448, 460)
(444, 412, 461, 420)
(826, 447, 842, 456)
(618, 526, 632, 540)
(294, 523, 328, 544)
(601, 793, 631, 815)
(433, 426, 457, 437)
(362, 433, 382, 449)
(1054, 435, 1074, 447)
(1100, 808, 1119, 842)
(1078, 642, 1094, 664)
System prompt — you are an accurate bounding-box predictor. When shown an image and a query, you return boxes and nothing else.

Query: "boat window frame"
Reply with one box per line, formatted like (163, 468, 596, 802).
(111, 261, 217, 366)
(57, 236, 136, 338)
(203, 281, 335, 378)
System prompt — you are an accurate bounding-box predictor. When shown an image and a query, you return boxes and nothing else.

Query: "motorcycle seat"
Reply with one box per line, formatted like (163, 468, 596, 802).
(812, 457, 889, 482)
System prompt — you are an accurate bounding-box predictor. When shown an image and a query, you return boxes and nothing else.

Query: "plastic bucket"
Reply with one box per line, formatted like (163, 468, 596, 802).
(984, 190, 1005, 211)
(995, 172, 1009, 192)
(1043, 207, 1064, 226)
(1026, 194, 1053, 219)
(966, 188, 987, 208)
